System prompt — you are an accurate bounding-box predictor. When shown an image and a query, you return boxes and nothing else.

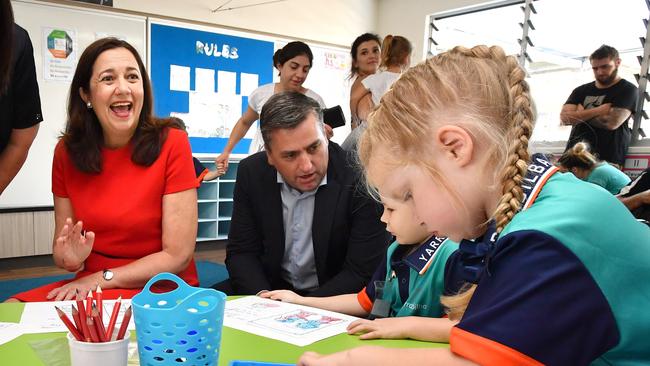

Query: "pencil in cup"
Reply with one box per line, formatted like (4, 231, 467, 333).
(116, 306, 132, 341)
(87, 317, 101, 343)
(55, 306, 83, 341)
(75, 293, 92, 341)
(96, 285, 103, 320)
(106, 296, 122, 341)
(91, 304, 107, 342)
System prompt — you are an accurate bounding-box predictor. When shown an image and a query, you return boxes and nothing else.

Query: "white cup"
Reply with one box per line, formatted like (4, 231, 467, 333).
(67, 330, 130, 366)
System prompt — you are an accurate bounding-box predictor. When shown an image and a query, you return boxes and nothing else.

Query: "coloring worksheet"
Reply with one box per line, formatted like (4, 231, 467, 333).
(19, 299, 134, 334)
(223, 296, 359, 346)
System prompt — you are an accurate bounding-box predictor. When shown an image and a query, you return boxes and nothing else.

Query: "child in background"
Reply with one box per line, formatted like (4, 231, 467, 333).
(165, 116, 226, 183)
(261, 189, 460, 341)
(558, 141, 631, 194)
(351, 35, 412, 122)
(298, 45, 650, 366)
(193, 158, 225, 182)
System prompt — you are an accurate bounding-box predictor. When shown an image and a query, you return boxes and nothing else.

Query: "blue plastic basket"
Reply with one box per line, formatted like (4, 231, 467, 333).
(132, 272, 226, 366)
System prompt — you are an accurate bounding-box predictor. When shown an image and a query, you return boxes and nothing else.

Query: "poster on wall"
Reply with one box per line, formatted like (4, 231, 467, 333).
(302, 45, 351, 124)
(149, 22, 275, 154)
(42, 27, 77, 82)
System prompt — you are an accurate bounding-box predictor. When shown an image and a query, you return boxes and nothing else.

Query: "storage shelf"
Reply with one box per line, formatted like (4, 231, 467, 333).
(196, 159, 239, 244)
(197, 236, 218, 242)
(198, 218, 217, 223)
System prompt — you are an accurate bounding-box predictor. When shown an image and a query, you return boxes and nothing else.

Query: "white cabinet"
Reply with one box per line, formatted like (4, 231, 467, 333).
(196, 160, 239, 241)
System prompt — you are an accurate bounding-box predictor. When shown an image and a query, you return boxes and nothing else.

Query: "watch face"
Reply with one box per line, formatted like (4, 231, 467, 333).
(103, 270, 114, 281)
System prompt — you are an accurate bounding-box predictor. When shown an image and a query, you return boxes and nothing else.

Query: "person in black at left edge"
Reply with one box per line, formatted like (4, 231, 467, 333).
(0, 0, 43, 195)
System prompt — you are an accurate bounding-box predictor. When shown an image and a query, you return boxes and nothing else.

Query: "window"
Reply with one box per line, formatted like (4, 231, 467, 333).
(428, 0, 649, 147)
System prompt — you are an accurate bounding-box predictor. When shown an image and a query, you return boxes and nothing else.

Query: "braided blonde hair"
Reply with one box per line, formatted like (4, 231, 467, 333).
(358, 45, 534, 320)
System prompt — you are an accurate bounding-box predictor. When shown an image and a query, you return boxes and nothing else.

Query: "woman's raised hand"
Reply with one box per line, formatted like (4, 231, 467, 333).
(53, 218, 94, 271)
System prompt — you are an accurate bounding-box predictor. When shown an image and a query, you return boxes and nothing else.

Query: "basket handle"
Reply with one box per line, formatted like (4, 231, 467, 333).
(141, 272, 193, 296)
(179, 287, 227, 313)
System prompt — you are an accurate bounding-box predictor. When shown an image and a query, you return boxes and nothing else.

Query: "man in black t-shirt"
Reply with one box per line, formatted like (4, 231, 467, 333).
(0, 18, 43, 195)
(560, 45, 637, 167)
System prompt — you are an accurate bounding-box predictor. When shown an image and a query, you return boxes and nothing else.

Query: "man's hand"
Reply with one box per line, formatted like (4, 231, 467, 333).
(258, 289, 304, 304)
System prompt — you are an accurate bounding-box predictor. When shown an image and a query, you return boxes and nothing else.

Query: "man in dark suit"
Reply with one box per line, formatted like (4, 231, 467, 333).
(212, 91, 390, 296)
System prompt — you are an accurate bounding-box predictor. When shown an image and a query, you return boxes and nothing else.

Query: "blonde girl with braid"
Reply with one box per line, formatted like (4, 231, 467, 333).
(298, 45, 650, 366)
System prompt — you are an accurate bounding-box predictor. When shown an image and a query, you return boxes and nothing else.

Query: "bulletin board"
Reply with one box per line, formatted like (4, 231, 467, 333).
(148, 19, 352, 156)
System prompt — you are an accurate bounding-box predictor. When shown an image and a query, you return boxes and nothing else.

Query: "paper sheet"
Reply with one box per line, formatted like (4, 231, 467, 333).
(19, 300, 135, 334)
(170, 64, 191, 92)
(0, 322, 24, 346)
(223, 296, 359, 347)
(240, 73, 259, 96)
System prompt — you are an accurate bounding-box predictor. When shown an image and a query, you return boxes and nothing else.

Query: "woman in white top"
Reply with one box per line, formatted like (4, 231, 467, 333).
(215, 41, 326, 171)
(351, 35, 412, 122)
(347, 33, 382, 130)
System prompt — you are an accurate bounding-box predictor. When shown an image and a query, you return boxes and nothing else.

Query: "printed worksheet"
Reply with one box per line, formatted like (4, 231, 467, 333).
(0, 322, 24, 346)
(223, 296, 359, 346)
(19, 299, 134, 334)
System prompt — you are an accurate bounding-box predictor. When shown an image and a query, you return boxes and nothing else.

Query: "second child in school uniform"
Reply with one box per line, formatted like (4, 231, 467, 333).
(261, 189, 460, 341)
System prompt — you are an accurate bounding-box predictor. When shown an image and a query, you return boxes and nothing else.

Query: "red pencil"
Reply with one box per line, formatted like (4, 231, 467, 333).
(116, 305, 131, 340)
(55, 306, 83, 341)
(86, 316, 101, 343)
(75, 290, 91, 342)
(91, 304, 107, 342)
(85, 291, 93, 318)
(105, 296, 122, 341)
(96, 285, 103, 320)
(75, 291, 91, 341)
(71, 305, 87, 341)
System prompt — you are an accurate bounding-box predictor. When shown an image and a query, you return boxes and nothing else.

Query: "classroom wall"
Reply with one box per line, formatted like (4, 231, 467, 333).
(113, 0, 377, 48)
(377, 0, 486, 62)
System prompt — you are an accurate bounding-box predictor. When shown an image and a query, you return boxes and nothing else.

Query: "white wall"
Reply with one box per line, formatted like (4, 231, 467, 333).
(377, 0, 486, 62)
(113, 0, 377, 47)
(112, 0, 488, 60)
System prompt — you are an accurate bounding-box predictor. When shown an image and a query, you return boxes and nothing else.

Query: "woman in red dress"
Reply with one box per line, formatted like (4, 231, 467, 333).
(9, 38, 199, 302)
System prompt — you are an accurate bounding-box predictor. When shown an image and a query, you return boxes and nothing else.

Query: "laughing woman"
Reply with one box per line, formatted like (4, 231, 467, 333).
(8, 38, 199, 302)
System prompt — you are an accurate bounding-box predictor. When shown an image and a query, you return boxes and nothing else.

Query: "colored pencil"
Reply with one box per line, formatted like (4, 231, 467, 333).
(116, 306, 131, 340)
(105, 296, 121, 341)
(85, 291, 93, 318)
(96, 285, 103, 320)
(75, 290, 91, 341)
(70, 305, 88, 341)
(86, 317, 100, 343)
(55, 306, 83, 341)
(91, 304, 107, 342)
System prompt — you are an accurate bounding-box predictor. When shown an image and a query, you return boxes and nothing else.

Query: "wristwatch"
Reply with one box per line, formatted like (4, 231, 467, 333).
(102, 269, 114, 281)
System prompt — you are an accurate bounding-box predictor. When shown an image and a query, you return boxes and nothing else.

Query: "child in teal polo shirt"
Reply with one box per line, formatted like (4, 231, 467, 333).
(558, 141, 631, 194)
(259, 188, 459, 340)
